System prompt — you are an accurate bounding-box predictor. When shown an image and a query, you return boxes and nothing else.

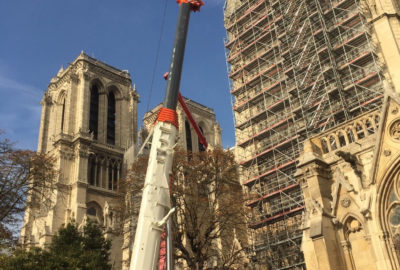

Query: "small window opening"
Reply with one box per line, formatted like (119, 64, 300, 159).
(347, 129, 355, 144)
(198, 126, 206, 152)
(87, 207, 96, 216)
(107, 92, 116, 144)
(185, 120, 192, 152)
(329, 136, 337, 151)
(89, 85, 99, 140)
(61, 98, 66, 132)
(338, 132, 346, 147)
(366, 119, 374, 135)
(356, 124, 365, 139)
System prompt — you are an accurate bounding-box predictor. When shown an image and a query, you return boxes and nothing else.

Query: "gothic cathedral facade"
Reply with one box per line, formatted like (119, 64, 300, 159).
(19, 51, 223, 269)
(20, 52, 139, 268)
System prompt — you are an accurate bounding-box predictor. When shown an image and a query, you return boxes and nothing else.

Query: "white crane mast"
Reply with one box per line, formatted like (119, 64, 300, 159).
(129, 1, 204, 269)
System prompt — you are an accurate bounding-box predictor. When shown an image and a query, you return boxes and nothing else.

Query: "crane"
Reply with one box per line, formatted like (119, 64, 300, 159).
(129, 1, 204, 269)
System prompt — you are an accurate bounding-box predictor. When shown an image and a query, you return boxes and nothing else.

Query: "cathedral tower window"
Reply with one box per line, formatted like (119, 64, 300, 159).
(107, 160, 119, 191)
(107, 91, 116, 145)
(198, 126, 206, 152)
(185, 120, 192, 152)
(87, 207, 96, 216)
(61, 98, 66, 132)
(88, 154, 96, 186)
(86, 201, 103, 224)
(108, 162, 113, 190)
(89, 85, 99, 140)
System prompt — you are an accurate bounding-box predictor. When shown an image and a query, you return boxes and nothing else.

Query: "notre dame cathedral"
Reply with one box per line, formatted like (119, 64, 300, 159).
(19, 52, 222, 269)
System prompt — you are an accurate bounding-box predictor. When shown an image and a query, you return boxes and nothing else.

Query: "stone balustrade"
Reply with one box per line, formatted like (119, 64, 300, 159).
(311, 109, 380, 154)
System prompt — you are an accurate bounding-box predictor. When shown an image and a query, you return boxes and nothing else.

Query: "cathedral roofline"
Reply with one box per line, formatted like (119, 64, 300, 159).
(143, 96, 215, 120)
(74, 51, 131, 80)
(48, 51, 132, 89)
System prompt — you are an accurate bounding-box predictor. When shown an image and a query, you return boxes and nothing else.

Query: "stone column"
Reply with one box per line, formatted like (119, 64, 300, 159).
(340, 240, 355, 270)
(38, 93, 51, 153)
(295, 139, 346, 270)
(71, 143, 89, 224)
(76, 70, 90, 135)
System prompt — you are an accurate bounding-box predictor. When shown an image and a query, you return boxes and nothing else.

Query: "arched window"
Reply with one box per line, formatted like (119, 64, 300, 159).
(108, 162, 113, 190)
(87, 207, 96, 216)
(374, 115, 380, 127)
(388, 199, 400, 260)
(347, 129, 355, 144)
(379, 165, 400, 262)
(107, 92, 116, 145)
(185, 120, 192, 152)
(338, 132, 346, 147)
(366, 119, 374, 135)
(88, 155, 96, 186)
(108, 160, 119, 191)
(89, 85, 99, 140)
(329, 136, 337, 151)
(198, 126, 206, 152)
(113, 166, 118, 191)
(355, 123, 365, 139)
(61, 98, 66, 132)
(86, 201, 103, 224)
(342, 217, 376, 269)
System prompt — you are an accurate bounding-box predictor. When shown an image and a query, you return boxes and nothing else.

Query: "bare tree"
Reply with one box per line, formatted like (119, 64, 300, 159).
(122, 148, 250, 269)
(0, 131, 57, 247)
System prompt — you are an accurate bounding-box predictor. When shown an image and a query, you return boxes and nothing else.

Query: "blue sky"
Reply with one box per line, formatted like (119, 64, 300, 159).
(0, 0, 234, 150)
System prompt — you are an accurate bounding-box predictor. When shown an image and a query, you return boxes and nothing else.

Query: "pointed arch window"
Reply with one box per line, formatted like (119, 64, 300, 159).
(198, 126, 206, 152)
(185, 120, 192, 152)
(89, 85, 99, 140)
(107, 92, 116, 145)
(329, 136, 337, 151)
(355, 123, 365, 139)
(338, 132, 346, 147)
(385, 178, 400, 260)
(108, 160, 119, 191)
(61, 98, 66, 132)
(347, 129, 355, 144)
(366, 119, 374, 134)
(108, 162, 113, 190)
(88, 154, 96, 186)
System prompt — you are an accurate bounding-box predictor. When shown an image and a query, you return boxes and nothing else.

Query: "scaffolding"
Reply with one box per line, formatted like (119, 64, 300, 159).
(224, 0, 384, 268)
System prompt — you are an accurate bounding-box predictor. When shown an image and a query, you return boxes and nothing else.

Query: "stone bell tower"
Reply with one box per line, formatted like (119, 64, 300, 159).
(20, 52, 139, 268)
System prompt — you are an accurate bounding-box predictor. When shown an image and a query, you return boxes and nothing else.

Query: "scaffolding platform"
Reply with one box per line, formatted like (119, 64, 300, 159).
(224, 0, 384, 268)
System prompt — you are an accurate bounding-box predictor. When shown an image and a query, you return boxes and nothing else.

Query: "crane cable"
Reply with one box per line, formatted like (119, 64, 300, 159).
(146, 0, 169, 112)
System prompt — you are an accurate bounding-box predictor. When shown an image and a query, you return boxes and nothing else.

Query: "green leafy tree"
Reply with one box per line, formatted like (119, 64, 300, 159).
(0, 248, 49, 270)
(0, 222, 111, 270)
